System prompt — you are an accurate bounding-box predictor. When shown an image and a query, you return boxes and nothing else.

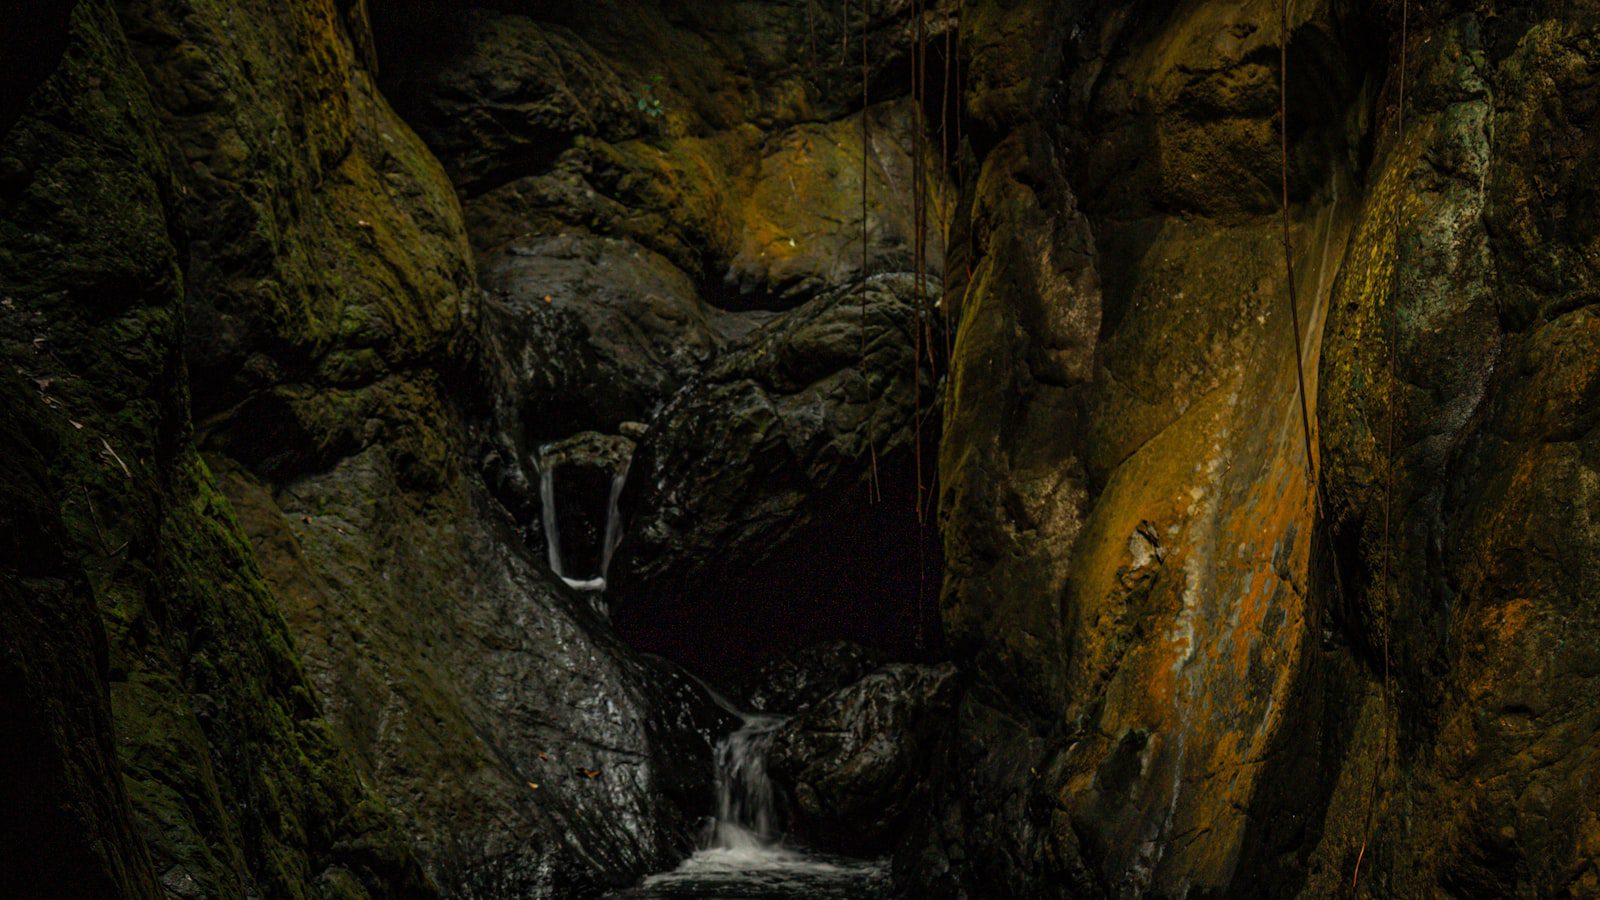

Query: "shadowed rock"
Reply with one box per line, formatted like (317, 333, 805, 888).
(769, 663, 959, 855)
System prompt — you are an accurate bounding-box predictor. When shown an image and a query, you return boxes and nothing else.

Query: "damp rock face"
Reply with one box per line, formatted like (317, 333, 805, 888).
(768, 663, 959, 855)
(376, 0, 954, 681)
(9, 1, 1599, 899)
(0, 0, 733, 896)
(0, 3, 434, 895)
(608, 275, 944, 678)
(914, 1, 1600, 898)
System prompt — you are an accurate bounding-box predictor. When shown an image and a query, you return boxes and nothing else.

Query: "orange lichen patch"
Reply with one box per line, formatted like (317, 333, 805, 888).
(579, 98, 948, 303)
(1068, 387, 1233, 737)
(1048, 176, 1355, 889)
(1484, 597, 1536, 646)
(730, 99, 945, 294)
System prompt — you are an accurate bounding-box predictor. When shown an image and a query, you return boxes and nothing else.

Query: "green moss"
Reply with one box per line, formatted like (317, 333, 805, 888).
(0, 2, 434, 896)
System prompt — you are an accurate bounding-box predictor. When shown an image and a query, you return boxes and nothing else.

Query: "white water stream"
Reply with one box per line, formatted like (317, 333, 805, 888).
(538, 460, 628, 592)
(614, 710, 888, 898)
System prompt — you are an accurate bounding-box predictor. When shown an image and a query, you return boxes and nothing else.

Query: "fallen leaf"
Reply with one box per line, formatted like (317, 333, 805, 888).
(527, 782, 540, 791)
(537, 751, 548, 760)
(542, 294, 553, 304)
(577, 768, 601, 780)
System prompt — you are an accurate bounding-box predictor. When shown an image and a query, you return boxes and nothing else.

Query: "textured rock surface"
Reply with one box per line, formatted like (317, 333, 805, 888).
(375, 0, 953, 682)
(0, 3, 430, 895)
(114, 0, 734, 890)
(1306, 5, 1600, 896)
(0, 368, 161, 898)
(609, 275, 943, 678)
(735, 640, 888, 715)
(769, 663, 958, 854)
(919, 0, 1600, 897)
(1, 0, 734, 896)
(10, 0, 1597, 897)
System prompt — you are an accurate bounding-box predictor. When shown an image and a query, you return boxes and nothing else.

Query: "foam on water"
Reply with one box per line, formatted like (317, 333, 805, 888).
(628, 846, 887, 897)
(611, 710, 889, 898)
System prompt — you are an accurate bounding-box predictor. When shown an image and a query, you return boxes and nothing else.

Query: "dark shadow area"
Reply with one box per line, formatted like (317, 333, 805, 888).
(0, 0, 73, 138)
(612, 472, 945, 687)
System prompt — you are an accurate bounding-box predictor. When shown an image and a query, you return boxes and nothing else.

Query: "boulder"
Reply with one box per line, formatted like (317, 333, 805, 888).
(736, 640, 889, 715)
(768, 663, 959, 855)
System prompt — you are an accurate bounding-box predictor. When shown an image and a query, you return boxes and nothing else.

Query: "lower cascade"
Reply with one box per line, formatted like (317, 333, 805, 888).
(711, 714, 785, 850)
(613, 713, 889, 898)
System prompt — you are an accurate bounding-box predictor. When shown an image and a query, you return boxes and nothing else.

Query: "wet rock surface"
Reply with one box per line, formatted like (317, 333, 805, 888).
(735, 641, 888, 715)
(918, 0, 1600, 897)
(1, 3, 438, 894)
(608, 276, 943, 678)
(2, 0, 756, 896)
(11, 0, 1599, 898)
(768, 663, 958, 855)
(375, 0, 952, 683)
(0, 369, 161, 898)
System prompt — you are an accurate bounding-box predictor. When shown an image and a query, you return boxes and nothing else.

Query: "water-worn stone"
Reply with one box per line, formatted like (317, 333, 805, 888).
(122, 0, 734, 885)
(735, 640, 888, 715)
(15, 0, 1598, 897)
(1, 0, 740, 896)
(768, 663, 958, 854)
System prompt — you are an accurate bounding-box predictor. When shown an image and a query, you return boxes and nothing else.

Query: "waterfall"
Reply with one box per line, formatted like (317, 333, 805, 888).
(710, 715, 787, 851)
(599, 462, 628, 580)
(537, 457, 629, 592)
(630, 701, 890, 895)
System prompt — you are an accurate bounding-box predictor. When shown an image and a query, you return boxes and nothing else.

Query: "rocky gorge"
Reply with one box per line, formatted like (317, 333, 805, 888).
(3, 0, 1598, 898)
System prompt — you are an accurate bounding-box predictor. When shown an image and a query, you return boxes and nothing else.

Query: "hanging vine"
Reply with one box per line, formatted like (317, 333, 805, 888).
(858, 0, 882, 503)
(1352, 0, 1406, 889)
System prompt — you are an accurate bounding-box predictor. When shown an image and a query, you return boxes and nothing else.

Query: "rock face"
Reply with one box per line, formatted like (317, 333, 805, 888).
(374, 0, 954, 682)
(918, 0, 1600, 897)
(768, 663, 958, 855)
(1, 0, 734, 896)
(121, 0, 740, 889)
(609, 275, 943, 678)
(1, 3, 430, 895)
(10, 0, 1596, 898)
(0, 368, 161, 899)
